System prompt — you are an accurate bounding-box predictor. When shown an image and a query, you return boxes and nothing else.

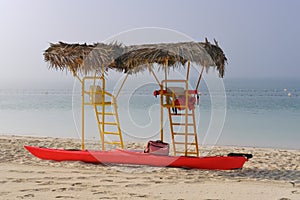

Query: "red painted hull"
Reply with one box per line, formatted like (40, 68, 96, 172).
(24, 146, 248, 170)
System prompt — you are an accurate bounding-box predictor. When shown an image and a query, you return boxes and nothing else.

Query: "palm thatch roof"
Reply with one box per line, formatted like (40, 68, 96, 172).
(112, 47, 187, 74)
(113, 41, 227, 77)
(44, 39, 227, 77)
(44, 42, 123, 74)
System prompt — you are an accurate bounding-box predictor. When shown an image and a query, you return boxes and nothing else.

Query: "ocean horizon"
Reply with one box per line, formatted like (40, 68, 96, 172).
(0, 78, 299, 150)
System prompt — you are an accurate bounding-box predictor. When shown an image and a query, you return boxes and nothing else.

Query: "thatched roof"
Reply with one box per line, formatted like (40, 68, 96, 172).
(44, 39, 227, 77)
(44, 42, 123, 74)
(112, 47, 187, 74)
(113, 41, 227, 77)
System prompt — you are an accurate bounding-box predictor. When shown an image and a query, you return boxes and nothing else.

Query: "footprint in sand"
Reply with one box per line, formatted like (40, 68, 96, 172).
(76, 176, 87, 180)
(55, 195, 74, 199)
(102, 184, 118, 188)
(71, 182, 82, 186)
(56, 177, 73, 180)
(125, 183, 149, 187)
(37, 180, 55, 185)
(153, 181, 163, 184)
(101, 179, 114, 182)
(291, 190, 299, 194)
(92, 191, 108, 195)
(16, 194, 34, 199)
(24, 194, 34, 198)
(11, 178, 24, 183)
(129, 193, 149, 198)
(69, 187, 85, 192)
(0, 192, 10, 196)
(9, 170, 35, 174)
(115, 180, 129, 184)
(8, 170, 18, 172)
(20, 188, 50, 192)
(52, 187, 67, 192)
(91, 185, 103, 188)
(125, 177, 138, 180)
(70, 171, 81, 173)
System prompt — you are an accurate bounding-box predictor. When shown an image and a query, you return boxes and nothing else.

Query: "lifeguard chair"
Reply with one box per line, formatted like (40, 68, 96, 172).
(44, 39, 226, 156)
(82, 74, 124, 150)
(151, 61, 204, 156)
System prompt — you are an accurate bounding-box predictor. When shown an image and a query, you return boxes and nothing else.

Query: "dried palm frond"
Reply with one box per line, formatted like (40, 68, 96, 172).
(44, 39, 227, 77)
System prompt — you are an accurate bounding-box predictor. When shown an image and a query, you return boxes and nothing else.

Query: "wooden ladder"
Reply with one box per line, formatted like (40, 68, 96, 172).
(168, 108, 199, 156)
(93, 97, 124, 150)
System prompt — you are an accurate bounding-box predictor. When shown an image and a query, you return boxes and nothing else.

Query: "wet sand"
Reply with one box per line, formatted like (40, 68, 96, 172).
(0, 135, 299, 200)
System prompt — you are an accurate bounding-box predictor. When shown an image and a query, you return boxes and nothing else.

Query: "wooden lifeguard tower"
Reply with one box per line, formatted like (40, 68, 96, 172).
(154, 62, 202, 156)
(44, 39, 227, 156)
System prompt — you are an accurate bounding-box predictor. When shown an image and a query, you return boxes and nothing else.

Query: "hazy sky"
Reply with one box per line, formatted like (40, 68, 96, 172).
(0, 0, 299, 88)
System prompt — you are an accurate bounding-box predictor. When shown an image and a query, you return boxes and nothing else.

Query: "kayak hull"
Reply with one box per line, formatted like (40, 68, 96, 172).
(24, 146, 248, 170)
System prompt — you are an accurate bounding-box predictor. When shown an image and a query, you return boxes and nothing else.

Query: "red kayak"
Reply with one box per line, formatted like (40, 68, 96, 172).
(24, 146, 251, 170)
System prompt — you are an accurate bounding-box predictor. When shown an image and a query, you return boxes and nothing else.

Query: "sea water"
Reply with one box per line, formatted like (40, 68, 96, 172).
(0, 78, 299, 149)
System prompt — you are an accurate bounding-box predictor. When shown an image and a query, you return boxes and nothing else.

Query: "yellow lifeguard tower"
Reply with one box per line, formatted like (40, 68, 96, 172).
(44, 39, 227, 156)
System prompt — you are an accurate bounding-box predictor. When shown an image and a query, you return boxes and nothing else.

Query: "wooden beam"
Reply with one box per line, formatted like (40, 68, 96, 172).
(196, 66, 205, 91)
(115, 73, 129, 99)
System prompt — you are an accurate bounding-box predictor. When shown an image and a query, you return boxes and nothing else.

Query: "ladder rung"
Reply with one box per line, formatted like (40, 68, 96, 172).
(94, 102, 113, 105)
(163, 104, 188, 108)
(174, 142, 197, 145)
(103, 131, 120, 135)
(172, 123, 194, 126)
(170, 113, 193, 116)
(84, 102, 113, 106)
(173, 132, 195, 136)
(175, 151, 198, 154)
(104, 141, 122, 145)
(99, 122, 118, 125)
(97, 112, 115, 116)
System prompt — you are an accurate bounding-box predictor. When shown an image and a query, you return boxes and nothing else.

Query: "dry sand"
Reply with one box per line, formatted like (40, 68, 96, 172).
(0, 135, 299, 200)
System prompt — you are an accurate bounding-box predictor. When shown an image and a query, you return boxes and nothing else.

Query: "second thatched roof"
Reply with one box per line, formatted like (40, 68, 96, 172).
(44, 39, 227, 77)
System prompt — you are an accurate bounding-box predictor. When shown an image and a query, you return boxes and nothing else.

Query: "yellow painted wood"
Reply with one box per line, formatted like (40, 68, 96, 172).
(162, 78, 199, 157)
(173, 132, 195, 136)
(170, 113, 193, 116)
(115, 74, 129, 99)
(146, 62, 160, 86)
(94, 104, 102, 148)
(103, 131, 120, 135)
(113, 97, 124, 149)
(172, 123, 194, 126)
(160, 84, 164, 142)
(104, 141, 122, 145)
(185, 80, 189, 156)
(192, 109, 199, 156)
(96, 112, 115, 116)
(168, 107, 176, 156)
(81, 76, 85, 150)
(186, 61, 190, 81)
(101, 67, 105, 150)
(81, 74, 124, 151)
(174, 142, 197, 145)
(196, 65, 205, 91)
(84, 102, 112, 106)
(99, 122, 118, 125)
(67, 65, 83, 84)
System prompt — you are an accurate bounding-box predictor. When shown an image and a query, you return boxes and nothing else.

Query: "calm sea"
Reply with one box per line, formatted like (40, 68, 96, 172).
(0, 78, 299, 149)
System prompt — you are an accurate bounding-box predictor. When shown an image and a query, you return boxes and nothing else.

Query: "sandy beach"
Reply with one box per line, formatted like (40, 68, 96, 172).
(0, 135, 299, 200)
